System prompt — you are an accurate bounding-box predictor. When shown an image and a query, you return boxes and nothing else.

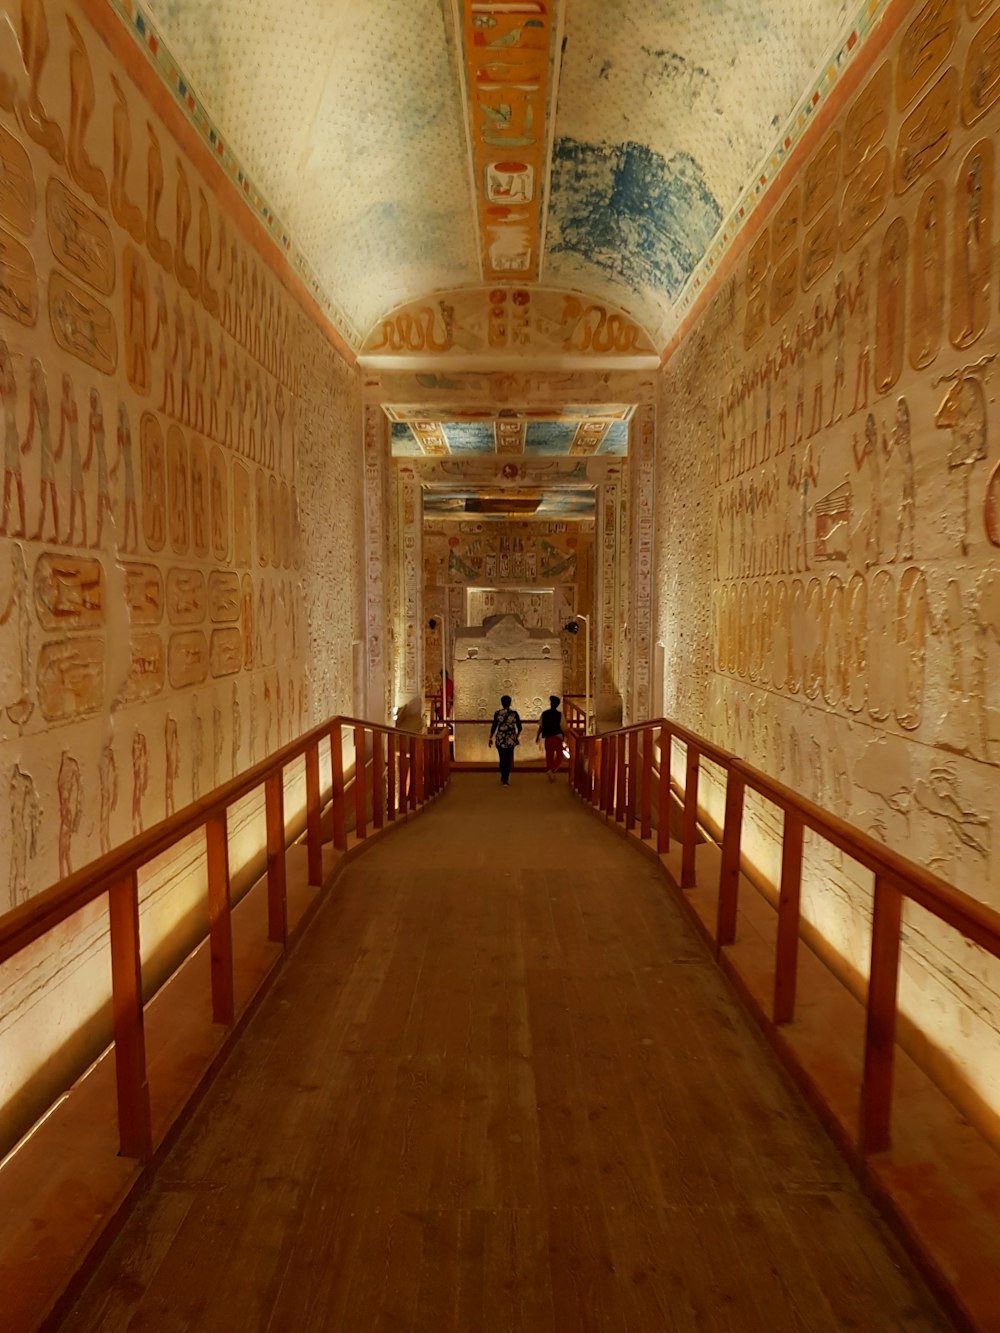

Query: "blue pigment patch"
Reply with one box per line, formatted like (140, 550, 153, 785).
(390, 421, 422, 456)
(442, 422, 494, 453)
(525, 421, 578, 454)
(597, 419, 629, 454)
(547, 138, 722, 299)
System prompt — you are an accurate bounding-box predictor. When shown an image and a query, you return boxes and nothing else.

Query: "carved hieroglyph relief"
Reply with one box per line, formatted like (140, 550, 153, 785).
(658, 0, 1000, 1132)
(0, 0, 363, 911)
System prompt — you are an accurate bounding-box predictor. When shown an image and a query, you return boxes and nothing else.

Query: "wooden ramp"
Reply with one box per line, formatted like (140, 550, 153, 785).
(64, 773, 952, 1332)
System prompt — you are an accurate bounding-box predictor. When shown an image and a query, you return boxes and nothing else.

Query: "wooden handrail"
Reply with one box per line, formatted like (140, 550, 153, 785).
(568, 711, 1000, 1157)
(0, 714, 433, 965)
(0, 711, 449, 1166)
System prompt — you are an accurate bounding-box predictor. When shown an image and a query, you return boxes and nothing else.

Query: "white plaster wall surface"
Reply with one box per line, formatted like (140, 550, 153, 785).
(453, 616, 563, 762)
(0, 0, 365, 1152)
(144, 0, 479, 338)
(656, 4, 1000, 1135)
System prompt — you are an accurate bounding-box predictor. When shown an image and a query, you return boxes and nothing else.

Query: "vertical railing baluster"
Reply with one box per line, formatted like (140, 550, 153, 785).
(354, 725, 367, 839)
(372, 731, 385, 829)
(615, 735, 627, 823)
(625, 730, 638, 830)
(305, 741, 322, 885)
(387, 732, 397, 821)
(773, 811, 804, 1025)
(415, 738, 426, 805)
(205, 811, 234, 1026)
(108, 871, 152, 1161)
(657, 724, 671, 854)
(861, 875, 903, 1154)
(716, 767, 745, 946)
(409, 737, 418, 810)
(640, 727, 653, 840)
(265, 772, 287, 944)
(330, 726, 347, 851)
(681, 745, 700, 889)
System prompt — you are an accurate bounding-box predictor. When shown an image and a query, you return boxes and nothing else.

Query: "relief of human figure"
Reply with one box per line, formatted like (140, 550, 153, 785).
(212, 695, 223, 788)
(231, 680, 242, 776)
(263, 677, 273, 754)
(125, 250, 149, 394)
(57, 749, 83, 877)
(849, 249, 871, 416)
(248, 682, 257, 763)
(87, 388, 112, 548)
(66, 16, 107, 207)
(0, 339, 26, 536)
(852, 411, 882, 568)
(190, 694, 203, 801)
(198, 329, 212, 437)
(0, 542, 32, 726)
(275, 673, 284, 746)
(22, 357, 60, 541)
(164, 712, 179, 815)
(110, 401, 138, 553)
(110, 75, 145, 244)
(99, 742, 117, 855)
(953, 144, 991, 349)
(60, 372, 88, 546)
(882, 396, 916, 562)
(217, 334, 230, 445)
(131, 727, 148, 835)
(8, 763, 42, 908)
(18, 0, 66, 164)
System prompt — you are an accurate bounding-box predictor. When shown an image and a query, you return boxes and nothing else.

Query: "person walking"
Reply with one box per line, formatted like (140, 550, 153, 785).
(536, 695, 565, 781)
(488, 694, 522, 787)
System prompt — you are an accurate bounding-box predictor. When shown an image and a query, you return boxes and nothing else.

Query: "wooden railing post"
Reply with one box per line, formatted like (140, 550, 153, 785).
(591, 736, 601, 808)
(372, 731, 385, 830)
(640, 727, 653, 840)
(773, 811, 804, 1025)
(626, 730, 638, 830)
(615, 734, 627, 823)
(716, 768, 745, 946)
(387, 732, 397, 822)
(681, 745, 700, 888)
(304, 741, 323, 886)
(108, 871, 152, 1161)
(330, 726, 347, 851)
(861, 875, 903, 1154)
(205, 811, 234, 1027)
(601, 736, 613, 813)
(265, 772, 287, 944)
(354, 725, 368, 839)
(409, 737, 418, 810)
(415, 739, 426, 805)
(657, 724, 671, 854)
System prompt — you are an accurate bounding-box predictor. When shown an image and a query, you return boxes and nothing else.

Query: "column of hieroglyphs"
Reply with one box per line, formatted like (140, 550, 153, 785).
(0, 0, 363, 909)
(660, 0, 1000, 1131)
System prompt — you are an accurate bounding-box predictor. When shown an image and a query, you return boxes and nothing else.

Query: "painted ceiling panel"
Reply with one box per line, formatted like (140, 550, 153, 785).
(545, 0, 858, 338)
(145, 0, 479, 336)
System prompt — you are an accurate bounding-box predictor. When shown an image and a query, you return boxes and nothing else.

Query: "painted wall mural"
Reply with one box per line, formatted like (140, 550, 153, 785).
(0, 0, 363, 918)
(657, 0, 1000, 1138)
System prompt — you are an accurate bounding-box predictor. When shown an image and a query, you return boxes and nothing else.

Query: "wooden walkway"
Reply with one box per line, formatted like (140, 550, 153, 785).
(65, 773, 952, 1332)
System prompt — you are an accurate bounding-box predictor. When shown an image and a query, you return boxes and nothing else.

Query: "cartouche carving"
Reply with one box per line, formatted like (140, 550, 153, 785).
(910, 181, 945, 368)
(949, 138, 993, 349)
(49, 270, 117, 373)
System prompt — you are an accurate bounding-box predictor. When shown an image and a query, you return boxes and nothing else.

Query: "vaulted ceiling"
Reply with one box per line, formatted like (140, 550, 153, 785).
(139, 0, 888, 358)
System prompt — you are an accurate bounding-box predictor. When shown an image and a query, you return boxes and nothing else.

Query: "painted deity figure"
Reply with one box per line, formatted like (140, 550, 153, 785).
(132, 728, 149, 835)
(87, 388, 112, 548)
(9, 763, 42, 908)
(0, 340, 26, 536)
(99, 743, 118, 855)
(22, 358, 60, 541)
(60, 373, 88, 546)
(57, 750, 82, 878)
(0, 542, 32, 725)
(164, 713, 179, 816)
(111, 402, 138, 553)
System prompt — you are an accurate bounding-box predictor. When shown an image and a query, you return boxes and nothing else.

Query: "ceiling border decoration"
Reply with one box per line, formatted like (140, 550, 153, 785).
(456, 0, 563, 283)
(105, 0, 361, 347)
(670, 0, 895, 340)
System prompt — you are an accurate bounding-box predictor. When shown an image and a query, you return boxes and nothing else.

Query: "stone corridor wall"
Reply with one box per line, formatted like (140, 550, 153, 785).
(0, 0, 363, 1149)
(658, 1, 1000, 1137)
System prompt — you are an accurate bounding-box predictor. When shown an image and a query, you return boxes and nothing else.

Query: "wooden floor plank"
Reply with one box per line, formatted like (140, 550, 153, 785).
(63, 773, 954, 1333)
